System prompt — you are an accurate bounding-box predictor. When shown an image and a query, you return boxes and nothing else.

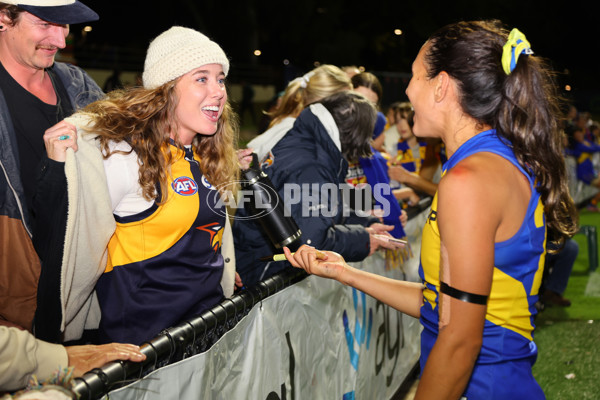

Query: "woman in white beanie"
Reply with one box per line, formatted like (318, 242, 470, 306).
(61, 26, 243, 344)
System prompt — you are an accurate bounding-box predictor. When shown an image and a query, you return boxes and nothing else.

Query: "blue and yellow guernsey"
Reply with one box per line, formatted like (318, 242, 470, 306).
(395, 139, 428, 173)
(96, 143, 225, 344)
(419, 130, 546, 399)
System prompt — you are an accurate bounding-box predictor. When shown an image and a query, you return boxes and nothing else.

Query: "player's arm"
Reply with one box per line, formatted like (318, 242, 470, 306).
(415, 154, 502, 399)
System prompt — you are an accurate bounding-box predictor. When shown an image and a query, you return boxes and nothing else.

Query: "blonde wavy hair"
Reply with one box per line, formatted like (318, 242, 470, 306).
(81, 81, 240, 203)
(267, 64, 352, 128)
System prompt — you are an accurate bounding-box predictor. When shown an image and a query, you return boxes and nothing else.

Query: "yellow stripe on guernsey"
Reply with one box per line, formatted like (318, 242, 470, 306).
(105, 148, 200, 272)
(531, 198, 547, 295)
(420, 193, 440, 308)
(578, 153, 593, 164)
(420, 191, 546, 341)
(486, 270, 533, 340)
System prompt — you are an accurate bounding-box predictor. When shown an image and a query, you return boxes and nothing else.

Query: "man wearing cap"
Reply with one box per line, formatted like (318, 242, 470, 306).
(0, 1, 103, 342)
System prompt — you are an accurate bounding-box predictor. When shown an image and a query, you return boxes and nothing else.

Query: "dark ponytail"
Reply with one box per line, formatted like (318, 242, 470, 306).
(425, 20, 578, 244)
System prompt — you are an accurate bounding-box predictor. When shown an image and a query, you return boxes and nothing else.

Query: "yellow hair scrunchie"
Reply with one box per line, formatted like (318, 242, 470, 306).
(501, 28, 533, 75)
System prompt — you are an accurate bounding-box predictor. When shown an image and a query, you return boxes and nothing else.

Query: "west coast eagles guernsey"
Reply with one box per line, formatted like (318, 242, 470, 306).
(96, 143, 225, 344)
(395, 139, 428, 173)
(419, 130, 546, 399)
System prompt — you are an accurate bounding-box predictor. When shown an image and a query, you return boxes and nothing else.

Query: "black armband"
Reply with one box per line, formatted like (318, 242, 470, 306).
(440, 282, 488, 305)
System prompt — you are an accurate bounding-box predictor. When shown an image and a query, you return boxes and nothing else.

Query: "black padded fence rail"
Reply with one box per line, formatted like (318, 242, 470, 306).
(406, 196, 433, 220)
(70, 198, 432, 400)
(71, 269, 309, 400)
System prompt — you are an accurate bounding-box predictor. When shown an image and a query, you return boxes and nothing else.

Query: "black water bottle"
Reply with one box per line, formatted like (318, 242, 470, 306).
(240, 153, 302, 248)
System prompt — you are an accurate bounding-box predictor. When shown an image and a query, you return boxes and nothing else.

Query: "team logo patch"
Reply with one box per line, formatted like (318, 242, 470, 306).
(200, 175, 216, 190)
(196, 222, 224, 252)
(172, 176, 198, 196)
(260, 151, 274, 169)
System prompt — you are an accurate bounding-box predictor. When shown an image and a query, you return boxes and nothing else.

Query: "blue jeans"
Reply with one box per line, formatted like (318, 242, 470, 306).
(545, 238, 579, 294)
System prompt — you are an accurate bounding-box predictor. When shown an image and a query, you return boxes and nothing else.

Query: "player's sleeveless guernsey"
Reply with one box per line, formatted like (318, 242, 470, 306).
(574, 140, 600, 184)
(96, 143, 226, 344)
(396, 139, 427, 172)
(419, 130, 546, 399)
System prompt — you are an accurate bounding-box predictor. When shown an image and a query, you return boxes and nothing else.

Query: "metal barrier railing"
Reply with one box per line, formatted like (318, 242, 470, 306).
(406, 196, 433, 220)
(71, 268, 308, 400)
(70, 198, 432, 400)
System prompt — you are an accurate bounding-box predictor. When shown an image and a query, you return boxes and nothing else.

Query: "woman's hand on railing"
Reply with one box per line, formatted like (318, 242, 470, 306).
(66, 343, 146, 377)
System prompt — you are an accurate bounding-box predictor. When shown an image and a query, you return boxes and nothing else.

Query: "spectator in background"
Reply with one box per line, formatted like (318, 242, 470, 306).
(351, 71, 388, 155)
(347, 76, 412, 241)
(347, 70, 385, 186)
(565, 124, 600, 210)
(247, 64, 352, 161)
(387, 102, 439, 198)
(389, 102, 425, 172)
(233, 91, 403, 286)
(379, 101, 402, 155)
(0, 0, 103, 342)
(575, 111, 595, 144)
(564, 104, 578, 129)
(351, 71, 382, 107)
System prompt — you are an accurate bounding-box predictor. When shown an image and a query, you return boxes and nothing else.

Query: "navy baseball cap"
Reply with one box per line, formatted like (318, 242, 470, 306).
(5, 0, 99, 24)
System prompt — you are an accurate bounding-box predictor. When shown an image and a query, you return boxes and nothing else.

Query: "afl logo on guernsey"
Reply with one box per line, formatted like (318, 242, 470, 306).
(172, 176, 198, 196)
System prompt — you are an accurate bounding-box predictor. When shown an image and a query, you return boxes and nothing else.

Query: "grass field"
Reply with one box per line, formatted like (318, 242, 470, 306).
(533, 209, 600, 399)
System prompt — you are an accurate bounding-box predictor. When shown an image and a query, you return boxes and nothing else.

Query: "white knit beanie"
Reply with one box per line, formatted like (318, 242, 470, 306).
(142, 26, 230, 89)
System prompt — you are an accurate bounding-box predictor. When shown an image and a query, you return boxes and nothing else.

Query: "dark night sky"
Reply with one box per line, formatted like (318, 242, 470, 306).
(81, 0, 599, 108)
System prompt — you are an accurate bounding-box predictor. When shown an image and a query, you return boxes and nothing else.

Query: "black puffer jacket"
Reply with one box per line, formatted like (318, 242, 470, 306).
(233, 104, 375, 286)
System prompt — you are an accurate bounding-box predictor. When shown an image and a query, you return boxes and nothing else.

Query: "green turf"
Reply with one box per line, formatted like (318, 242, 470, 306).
(533, 210, 600, 399)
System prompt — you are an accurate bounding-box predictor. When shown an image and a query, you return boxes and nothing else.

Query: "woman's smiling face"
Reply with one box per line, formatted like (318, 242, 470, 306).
(173, 63, 227, 144)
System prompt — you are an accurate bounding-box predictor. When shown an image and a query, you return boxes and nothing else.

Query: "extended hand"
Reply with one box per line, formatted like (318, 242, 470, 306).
(283, 245, 347, 282)
(366, 223, 394, 235)
(388, 164, 413, 183)
(366, 225, 406, 255)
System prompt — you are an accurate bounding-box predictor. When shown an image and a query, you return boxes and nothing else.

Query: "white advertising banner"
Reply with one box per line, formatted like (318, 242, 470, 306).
(103, 211, 428, 400)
